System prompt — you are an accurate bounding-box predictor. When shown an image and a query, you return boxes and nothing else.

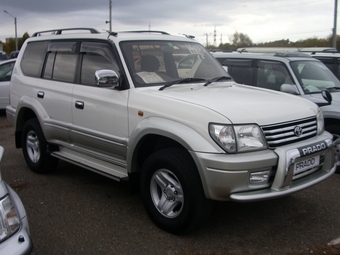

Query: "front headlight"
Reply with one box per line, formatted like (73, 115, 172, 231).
(209, 123, 267, 153)
(316, 109, 324, 135)
(0, 195, 20, 242)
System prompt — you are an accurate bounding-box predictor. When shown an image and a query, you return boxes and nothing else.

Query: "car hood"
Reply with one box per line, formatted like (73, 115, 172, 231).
(146, 82, 318, 125)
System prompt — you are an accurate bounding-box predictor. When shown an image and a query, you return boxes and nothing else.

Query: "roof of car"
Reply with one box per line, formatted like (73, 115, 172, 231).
(27, 28, 196, 43)
(310, 52, 340, 57)
(211, 51, 319, 62)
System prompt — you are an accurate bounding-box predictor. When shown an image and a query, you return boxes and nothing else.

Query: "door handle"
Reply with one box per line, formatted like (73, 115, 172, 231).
(75, 101, 84, 109)
(37, 91, 44, 98)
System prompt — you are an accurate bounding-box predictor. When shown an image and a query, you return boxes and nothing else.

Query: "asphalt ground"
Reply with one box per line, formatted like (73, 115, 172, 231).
(0, 110, 339, 255)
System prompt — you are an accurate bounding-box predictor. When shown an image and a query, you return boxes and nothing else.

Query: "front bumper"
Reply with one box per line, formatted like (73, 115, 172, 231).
(192, 131, 335, 201)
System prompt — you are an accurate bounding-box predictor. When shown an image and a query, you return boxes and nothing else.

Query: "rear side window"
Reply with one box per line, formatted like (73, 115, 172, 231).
(43, 42, 78, 83)
(21, 41, 49, 77)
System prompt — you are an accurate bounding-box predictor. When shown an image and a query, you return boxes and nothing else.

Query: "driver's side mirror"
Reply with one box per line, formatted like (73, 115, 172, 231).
(95, 69, 120, 88)
(280, 84, 299, 95)
(317, 89, 332, 107)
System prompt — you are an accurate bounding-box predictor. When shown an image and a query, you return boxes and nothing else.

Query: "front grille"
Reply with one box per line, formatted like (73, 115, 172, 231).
(261, 116, 317, 149)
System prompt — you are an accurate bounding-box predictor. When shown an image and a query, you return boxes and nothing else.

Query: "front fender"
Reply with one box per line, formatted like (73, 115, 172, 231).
(127, 116, 221, 171)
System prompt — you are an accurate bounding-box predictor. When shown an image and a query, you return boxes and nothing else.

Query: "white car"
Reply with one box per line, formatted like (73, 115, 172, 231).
(6, 28, 337, 234)
(0, 146, 33, 254)
(0, 59, 16, 110)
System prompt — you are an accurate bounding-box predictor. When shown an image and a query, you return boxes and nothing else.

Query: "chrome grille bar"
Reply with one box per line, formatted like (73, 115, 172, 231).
(261, 117, 317, 148)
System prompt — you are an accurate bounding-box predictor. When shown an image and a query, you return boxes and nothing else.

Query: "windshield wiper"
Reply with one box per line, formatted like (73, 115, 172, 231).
(159, 78, 206, 91)
(203, 76, 232, 86)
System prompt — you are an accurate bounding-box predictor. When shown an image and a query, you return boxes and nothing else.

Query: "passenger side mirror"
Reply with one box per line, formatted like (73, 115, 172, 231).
(280, 84, 299, 95)
(321, 89, 332, 103)
(95, 69, 119, 88)
(316, 89, 332, 107)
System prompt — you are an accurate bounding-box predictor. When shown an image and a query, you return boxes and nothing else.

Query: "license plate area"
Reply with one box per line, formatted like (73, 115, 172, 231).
(294, 155, 320, 175)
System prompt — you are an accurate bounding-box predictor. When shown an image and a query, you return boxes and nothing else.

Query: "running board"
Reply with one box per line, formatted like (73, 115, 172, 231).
(51, 148, 129, 182)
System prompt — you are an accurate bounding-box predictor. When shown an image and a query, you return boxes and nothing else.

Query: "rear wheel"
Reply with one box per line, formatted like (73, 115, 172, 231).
(22, 118, 59, 173)
(140, 148, 214, 234)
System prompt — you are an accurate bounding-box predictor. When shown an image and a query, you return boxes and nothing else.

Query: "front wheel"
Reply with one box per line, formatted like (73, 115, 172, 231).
(140, 148, 214, 234)
(22, 118, 59, 173)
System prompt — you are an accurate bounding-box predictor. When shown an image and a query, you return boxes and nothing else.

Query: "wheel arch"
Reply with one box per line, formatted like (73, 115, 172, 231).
(126, 117, 219, 195)
(14, 97, 49, 148)
(128, 117, 218, 174)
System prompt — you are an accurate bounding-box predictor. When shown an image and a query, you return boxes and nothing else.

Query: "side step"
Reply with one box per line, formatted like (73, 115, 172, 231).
(50, 147, 129, 182)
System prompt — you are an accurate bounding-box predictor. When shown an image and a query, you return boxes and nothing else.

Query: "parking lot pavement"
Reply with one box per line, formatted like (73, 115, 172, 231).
(0, 110, 340, 255)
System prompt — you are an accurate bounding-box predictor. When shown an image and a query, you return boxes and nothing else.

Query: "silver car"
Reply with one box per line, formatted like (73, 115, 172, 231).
(0, 146, 33, 254)
(0, 59, 16, 110)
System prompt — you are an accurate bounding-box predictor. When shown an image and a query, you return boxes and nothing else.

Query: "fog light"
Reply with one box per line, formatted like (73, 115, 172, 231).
(249, 170, 271, 184)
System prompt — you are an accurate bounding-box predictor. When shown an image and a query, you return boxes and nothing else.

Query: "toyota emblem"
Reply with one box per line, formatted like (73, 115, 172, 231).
(294, 126, 303, 137)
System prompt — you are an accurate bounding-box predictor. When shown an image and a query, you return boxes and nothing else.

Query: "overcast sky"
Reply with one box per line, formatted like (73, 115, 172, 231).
(0, 0, 337, 46)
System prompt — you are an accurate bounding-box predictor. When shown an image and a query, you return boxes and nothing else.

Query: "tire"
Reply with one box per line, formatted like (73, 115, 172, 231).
(140, 148, 214, 234)
(325, 124, 340, 174)
(22, 118, 59, 173)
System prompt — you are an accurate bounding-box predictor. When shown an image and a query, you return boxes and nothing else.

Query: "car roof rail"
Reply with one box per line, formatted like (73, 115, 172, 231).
(274, 52, 311, 58)
(32, 28, 100, 37)
(118, 30, 170, 35)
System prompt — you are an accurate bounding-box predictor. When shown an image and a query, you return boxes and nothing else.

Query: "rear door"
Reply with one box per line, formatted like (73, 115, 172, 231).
(34, 41, 76, 143)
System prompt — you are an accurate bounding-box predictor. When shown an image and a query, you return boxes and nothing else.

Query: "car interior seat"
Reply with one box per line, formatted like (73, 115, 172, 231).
(140, 55, 160, 72)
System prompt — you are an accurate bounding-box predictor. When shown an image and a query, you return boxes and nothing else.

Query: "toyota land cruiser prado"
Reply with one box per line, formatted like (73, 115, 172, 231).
(212, 51, 340, 169)
(6, 28, 337, 234)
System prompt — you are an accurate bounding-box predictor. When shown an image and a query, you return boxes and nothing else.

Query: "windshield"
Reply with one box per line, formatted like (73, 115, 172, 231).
(290, 60, 340, 94)
(120, 40, 229, 87)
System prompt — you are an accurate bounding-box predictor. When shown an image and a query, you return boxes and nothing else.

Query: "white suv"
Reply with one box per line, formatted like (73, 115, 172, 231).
(212, 52, 340, 150)
(6, 28, 337, 234)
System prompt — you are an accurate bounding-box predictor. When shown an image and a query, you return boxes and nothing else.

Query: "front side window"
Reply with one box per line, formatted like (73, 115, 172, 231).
(291, 60, 340, 94)
(221, 59, 253, 85)
(256, 60, 293, 91)
(120, 40, 227, 87)
(80, 42, 119, 86)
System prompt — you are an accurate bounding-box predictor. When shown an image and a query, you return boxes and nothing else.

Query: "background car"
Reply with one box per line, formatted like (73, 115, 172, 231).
(308, 52, 340, 80)
(9, 51, 19, 59)
(0, 52, 8, 61)
(0, 146, 33, 255)
(212, 51, 340, 173)
(0, 59, 16, 110)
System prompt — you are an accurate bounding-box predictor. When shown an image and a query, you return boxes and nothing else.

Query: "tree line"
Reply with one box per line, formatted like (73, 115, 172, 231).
(1, 32, 29, 55)
(207, 31, 340, 51)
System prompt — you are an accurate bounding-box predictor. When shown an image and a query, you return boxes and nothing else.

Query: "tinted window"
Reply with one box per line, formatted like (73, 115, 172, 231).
(80, 42, 118, 86)
(256, 60, 293, 91)
(221, 59, 253, 85)
(42, 42, 78, 83)
(314, 57, 336, 75)
(21, 41, 49, 77)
